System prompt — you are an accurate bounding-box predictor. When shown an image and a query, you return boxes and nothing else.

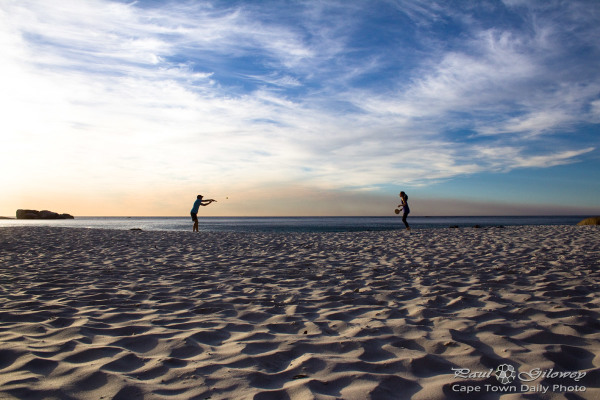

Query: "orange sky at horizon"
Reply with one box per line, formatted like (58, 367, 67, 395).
(2, 185, 598, 218)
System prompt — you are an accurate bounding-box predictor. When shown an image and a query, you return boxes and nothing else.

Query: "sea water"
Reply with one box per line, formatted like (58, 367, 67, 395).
(0, 216, 589, 233)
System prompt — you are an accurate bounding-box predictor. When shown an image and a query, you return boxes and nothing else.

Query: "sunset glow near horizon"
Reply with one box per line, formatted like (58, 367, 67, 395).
(1, 0, 599, 217)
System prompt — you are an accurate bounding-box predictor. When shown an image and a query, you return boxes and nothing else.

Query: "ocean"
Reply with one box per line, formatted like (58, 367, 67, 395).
(0, 216, 590, 233)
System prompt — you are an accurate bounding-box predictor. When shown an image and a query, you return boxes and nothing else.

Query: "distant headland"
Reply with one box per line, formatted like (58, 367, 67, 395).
(16, 209, 74, 219)
(577, 216, 600, 225)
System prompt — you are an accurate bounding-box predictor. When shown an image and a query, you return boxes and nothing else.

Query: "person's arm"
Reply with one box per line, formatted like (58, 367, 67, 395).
(201, 199, 217, 205)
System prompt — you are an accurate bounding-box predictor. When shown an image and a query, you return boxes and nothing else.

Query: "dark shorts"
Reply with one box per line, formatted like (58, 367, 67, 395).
(191, 212, 198, 222)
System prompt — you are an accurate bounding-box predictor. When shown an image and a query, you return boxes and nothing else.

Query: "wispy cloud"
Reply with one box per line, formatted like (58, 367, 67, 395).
(1, 0, 598, 215)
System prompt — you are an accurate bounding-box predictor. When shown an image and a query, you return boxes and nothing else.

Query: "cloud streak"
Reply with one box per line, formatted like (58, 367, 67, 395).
(1, 0, 598, 215)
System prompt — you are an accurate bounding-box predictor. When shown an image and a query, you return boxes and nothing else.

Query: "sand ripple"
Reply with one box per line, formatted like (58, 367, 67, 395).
(1, 225, 599, 399)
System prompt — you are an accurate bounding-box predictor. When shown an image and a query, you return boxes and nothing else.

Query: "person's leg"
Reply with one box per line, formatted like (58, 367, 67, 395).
(191, 213, 198, 231)
(402, 213, 410, 230)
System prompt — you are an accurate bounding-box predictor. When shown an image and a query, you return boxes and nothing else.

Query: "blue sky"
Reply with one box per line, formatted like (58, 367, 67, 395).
(1, 0, 599, 216)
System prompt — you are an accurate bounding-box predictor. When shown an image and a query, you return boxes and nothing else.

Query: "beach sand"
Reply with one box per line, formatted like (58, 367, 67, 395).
(0, 225, 598, 400)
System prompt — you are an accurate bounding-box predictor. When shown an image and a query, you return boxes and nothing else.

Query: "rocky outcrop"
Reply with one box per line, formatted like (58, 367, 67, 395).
(16, 209, 74, 219)
(577, 216, 600, 226)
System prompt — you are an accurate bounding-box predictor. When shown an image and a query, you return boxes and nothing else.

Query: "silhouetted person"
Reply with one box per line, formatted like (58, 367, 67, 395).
(399, 191, 410, 230)
(191, 195, 216, 232)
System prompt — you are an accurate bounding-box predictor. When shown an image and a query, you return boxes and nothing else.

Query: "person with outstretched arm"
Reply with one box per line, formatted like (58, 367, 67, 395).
(191, 194, 216, 232)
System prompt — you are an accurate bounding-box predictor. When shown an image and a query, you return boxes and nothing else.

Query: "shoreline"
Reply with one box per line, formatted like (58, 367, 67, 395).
(1, 226, 599, 399)
(0, 215, 592, 234)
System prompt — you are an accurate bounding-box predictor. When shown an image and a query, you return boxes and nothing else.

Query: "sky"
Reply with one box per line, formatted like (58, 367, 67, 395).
(1, 0, 599, 217)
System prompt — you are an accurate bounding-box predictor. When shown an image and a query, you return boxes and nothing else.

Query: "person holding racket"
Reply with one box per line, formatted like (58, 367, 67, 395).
(397, 191, 410, 230)
(191, 194, 216, 232)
